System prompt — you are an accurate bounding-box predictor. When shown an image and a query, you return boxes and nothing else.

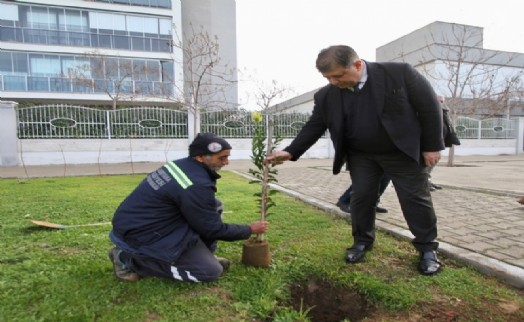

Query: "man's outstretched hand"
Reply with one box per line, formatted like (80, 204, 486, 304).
(249, 220, 269, 234)
(264, 150, 292, 164)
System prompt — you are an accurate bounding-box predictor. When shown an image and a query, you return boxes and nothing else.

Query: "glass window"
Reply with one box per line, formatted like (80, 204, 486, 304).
(156, 0, 172, 9)
(97, 12, 115, 31)
(131, 36, 146, 51)
(48, 7, 61, 30)
(135, 80, 153, 94)
(120, 80, 133, 94)
(18, 5, 30, 28)
(98, 34, 112, 48)
(30, 7, 49, 29)
(105, 58, 119, 79)
(114, 35, 130, 50)
(4, 75, 27, 91)
(51, 77, 72, 92)
(152, 38, 171, 53)
(143, 17, 158, 35)
(13, 53, 28, 73)
(0, 3, 19, 21)
(0, 52, 12, 72)
(118, 59, 134, 79)
(146, 61, 160, 81)
(113, 14, 126, 31)
(28, 76, 50, 91)
(131, 0, 150, 6)
(91, 57, 104, 79)
(88, 12, 99, 30)
(133, 60, 147, 81)
(159, 18, 171, 36)
(65, 10, 88, 32)
(61, 56, 77, 77)
(127, 16, 144, 34)
(30, 54, 60, 76)
(161, 61, 174, 82)
(93, 79, 112, 93)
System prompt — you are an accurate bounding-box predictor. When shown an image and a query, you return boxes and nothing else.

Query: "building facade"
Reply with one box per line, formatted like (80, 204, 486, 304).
(376, 21, 524, 117)
(0, 0, 237, 109)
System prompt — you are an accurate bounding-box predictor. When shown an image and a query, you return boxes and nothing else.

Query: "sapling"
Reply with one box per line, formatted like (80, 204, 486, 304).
(248, 111, 281, 242)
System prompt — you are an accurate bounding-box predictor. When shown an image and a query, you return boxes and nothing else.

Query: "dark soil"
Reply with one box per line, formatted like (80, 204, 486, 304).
(289, 278, 371, 322)
(288, 278, 523, 322)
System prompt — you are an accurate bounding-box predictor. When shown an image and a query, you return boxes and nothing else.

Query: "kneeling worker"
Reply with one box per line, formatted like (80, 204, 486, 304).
(108, 133, 268, 282)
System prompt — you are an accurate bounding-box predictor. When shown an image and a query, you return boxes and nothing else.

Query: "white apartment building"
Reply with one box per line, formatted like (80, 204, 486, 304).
(0, 0, 238, 108)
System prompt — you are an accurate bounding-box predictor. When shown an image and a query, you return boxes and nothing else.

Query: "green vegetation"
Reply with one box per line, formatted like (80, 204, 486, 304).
(0, 172, 522, 321)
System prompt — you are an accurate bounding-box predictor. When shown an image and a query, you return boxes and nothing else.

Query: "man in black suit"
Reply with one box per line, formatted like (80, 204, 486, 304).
(266, 45, 443, 275)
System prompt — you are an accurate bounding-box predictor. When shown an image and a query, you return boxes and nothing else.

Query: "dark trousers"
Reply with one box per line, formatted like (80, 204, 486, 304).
(122, 239, 223, 282)
(347, 151, 438, 252)
(338, 174, 391, 206)
(119, 199, 225, 283)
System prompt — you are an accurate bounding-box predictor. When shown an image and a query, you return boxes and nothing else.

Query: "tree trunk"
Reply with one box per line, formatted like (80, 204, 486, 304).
(447, 145, 455, 167)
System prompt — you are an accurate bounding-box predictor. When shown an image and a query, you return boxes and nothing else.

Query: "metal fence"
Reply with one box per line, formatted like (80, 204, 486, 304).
(455, 116, 517, 139)
(17, 105, 187, 139)
(16, 105, 518, 140)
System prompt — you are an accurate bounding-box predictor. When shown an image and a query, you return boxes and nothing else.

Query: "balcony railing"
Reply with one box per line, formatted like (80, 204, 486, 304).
(1, 26, 172, 53)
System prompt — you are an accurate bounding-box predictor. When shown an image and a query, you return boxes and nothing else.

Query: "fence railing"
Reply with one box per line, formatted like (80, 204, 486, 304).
(16, 105, 518, 140)
(455, 116, 517, 139)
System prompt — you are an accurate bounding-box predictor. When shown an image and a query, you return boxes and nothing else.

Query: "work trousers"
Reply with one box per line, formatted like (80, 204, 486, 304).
(120, 199, 225, 282)
(121, 238, 223, 282)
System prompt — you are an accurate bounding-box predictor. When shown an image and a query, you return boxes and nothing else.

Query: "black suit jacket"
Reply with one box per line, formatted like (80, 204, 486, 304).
(284, 62, 445, 174)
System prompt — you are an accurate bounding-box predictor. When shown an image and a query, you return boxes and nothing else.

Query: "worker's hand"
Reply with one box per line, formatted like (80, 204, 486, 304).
(249, 220, 269, 234)
(265, 150, 292, 164)
(422, 151, 441, 167)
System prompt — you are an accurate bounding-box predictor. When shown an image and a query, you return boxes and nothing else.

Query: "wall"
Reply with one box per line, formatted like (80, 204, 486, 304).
(15, 138, 334, 166)
(12, 137, 521, 166)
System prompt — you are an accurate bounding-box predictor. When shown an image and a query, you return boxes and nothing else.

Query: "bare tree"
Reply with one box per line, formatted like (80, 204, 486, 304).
(401, 23, 523, 165)
(69, 51, 146, 110)
(254, 79, 294, 111)
(165, 23, 238, 138)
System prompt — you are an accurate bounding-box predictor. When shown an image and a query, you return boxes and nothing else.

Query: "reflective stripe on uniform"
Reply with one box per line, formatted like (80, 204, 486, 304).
(164, 162, 193, 189)
(170, 266, 200, 282)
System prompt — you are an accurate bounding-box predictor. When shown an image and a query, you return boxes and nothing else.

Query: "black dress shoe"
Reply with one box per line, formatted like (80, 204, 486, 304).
(375, 206, 388, 213)
(431, 183, 443, 190)
(336, 201, 351, 213)
(345, 243, 372, 263)
(418, 251, 442, 275)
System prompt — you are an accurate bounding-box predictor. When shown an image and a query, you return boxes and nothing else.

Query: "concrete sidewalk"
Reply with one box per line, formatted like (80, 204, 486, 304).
(1, 154, 524, 288)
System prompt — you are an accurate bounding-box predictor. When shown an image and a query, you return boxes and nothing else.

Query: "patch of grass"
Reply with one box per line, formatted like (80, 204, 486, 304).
(0, 171, 523, 321)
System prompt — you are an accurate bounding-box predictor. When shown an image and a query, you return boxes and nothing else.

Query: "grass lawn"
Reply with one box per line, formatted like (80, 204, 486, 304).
(0, 171, 523, 321)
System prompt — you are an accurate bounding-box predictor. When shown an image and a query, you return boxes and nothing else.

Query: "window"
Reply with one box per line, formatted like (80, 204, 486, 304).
(65, 9, 88, 32)
(159, 18, 171, 36)
(30, 54, 60, 76)
(30, 7, 49, 29)
(133, 60, 147, 81)
(13, 53, 29, 73)
(4, 75, 26, 91)
(0, 3, 19, 22)
(0, 52, 12, 72)
(161, 61, 174, 82)
(146, 61, 160, 81)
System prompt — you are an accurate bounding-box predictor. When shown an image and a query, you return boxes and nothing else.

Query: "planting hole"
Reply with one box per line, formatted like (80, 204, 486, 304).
(288, 278, 375, 322)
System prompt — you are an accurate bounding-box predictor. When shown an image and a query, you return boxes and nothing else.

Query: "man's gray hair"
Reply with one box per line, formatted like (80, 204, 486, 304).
(316, 45, 359, 73)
